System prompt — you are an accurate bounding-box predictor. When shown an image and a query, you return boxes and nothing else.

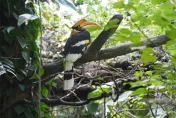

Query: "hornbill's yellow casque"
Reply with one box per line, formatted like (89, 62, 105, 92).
(62, 19, 99, 90)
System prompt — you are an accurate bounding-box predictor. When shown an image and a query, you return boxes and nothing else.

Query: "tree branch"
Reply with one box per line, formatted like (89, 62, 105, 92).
(43, 34, 170, 79)
(78, 34, 170, 63)
(41, 92, 111, 106)
(86, 14, 123, 55)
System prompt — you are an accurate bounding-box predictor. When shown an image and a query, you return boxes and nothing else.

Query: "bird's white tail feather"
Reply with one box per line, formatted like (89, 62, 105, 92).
(64, 78, 74, 90)
(64, 61, 74, 90)
(65, 61, 73, 71)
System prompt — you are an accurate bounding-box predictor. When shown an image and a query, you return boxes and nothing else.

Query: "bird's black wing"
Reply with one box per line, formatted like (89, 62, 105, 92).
(63, 30, 90, 56)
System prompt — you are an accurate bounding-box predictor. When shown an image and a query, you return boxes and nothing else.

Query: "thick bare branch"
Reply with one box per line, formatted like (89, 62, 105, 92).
(78, 34, 170, 63)
(86, 14, 123, 55)
(42, 34, 169, 79)
(41, 92, 111, 106)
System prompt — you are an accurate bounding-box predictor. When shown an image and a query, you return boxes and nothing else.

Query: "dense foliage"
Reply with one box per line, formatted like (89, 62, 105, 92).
(0, 0, 176, 118)
(0, 0, 41, 117)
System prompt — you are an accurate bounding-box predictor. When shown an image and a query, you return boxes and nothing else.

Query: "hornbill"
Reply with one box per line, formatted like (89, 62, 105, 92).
(62, 19, 99, 90)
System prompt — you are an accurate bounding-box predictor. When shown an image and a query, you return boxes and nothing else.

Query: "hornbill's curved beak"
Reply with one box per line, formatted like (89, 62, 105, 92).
(72, 19, 99, 29)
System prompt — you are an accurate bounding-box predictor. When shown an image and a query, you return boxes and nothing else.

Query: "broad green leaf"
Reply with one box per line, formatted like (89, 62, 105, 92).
(41, 86, 48, 97)
(88, 85, 111, 98)
(47, 80, 57, 87)
(40, 102, 49, 109)
(132, 88, 147, 96)
(141, 48, 156, 64)
(141, 54, 156, 64)
(7, 26, 15, 33)
(104, 19, 120, 31)
(118, 91, 133, 102)
(24, 111, 35, 118)
(151, 10, 169, 27)
(22, 51, 30, 63)
(86, 26, 102, 32)
(151, 0, 167, 5)
(15, 105, 26, 115)
(87, 102, 99, 113)
(136, 3, 148, 14)
(135, 71, 143, 77)
(160, 2, 176, 21)
(130, 32, 141, 45)
(119, 28, 131, 34)
(162, 9, 176, 21)
(97, 77, 103, 81)
(149, 79, 163, 86)
(116, 28, 132, 42)
(145, 71, 153, 76)
(38, 66, 44, 77)
(166, 25, 176, 40)
(17, 36, 27, 48)
(124, 0, 135, 10)
(18, 14, 38, 26)
(88, 89, 102, 98)
(18, 84, 25, 91)
(113, 1, 124, 9)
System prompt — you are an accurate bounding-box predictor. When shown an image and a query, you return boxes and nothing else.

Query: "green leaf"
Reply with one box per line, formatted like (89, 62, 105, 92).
(14, 105, 26, 115)
(7, 26, 15, 33)
(130, 32, 141, 45)
(88, 85, 110, 98)
(38, 66, 44, 77)
(18, 84, 25, 91)
(113, 1, 124, 9)
(116, 28, 132, 42)
(146, 71, 153, 76)
(166, 25, 176, 40)
(141, 48, 156, 64)
(118, 91, 133, 102)
(119, 28, 131, 34)
(97, 77, 103, 81)
(22, 51, 30, 63)
(151, 0, 166, 5)
(151, 10, 169, 26)
(40, 102, 49, 109)
(17, 36, 27, 48)
(86, 26, 102, 32)
(18, 14, 38, 26)
(47, 80, 57, 87)
(135, 71, 143, 77)
(88, 89, 102, 98)
(132, 88, 147, 96)
(104, 19, 120, 31)
(24, 111, 35, 118)
(87, 102, 99, 113)
(41, 86, 48, 97)
(127, 80, 146, 88)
